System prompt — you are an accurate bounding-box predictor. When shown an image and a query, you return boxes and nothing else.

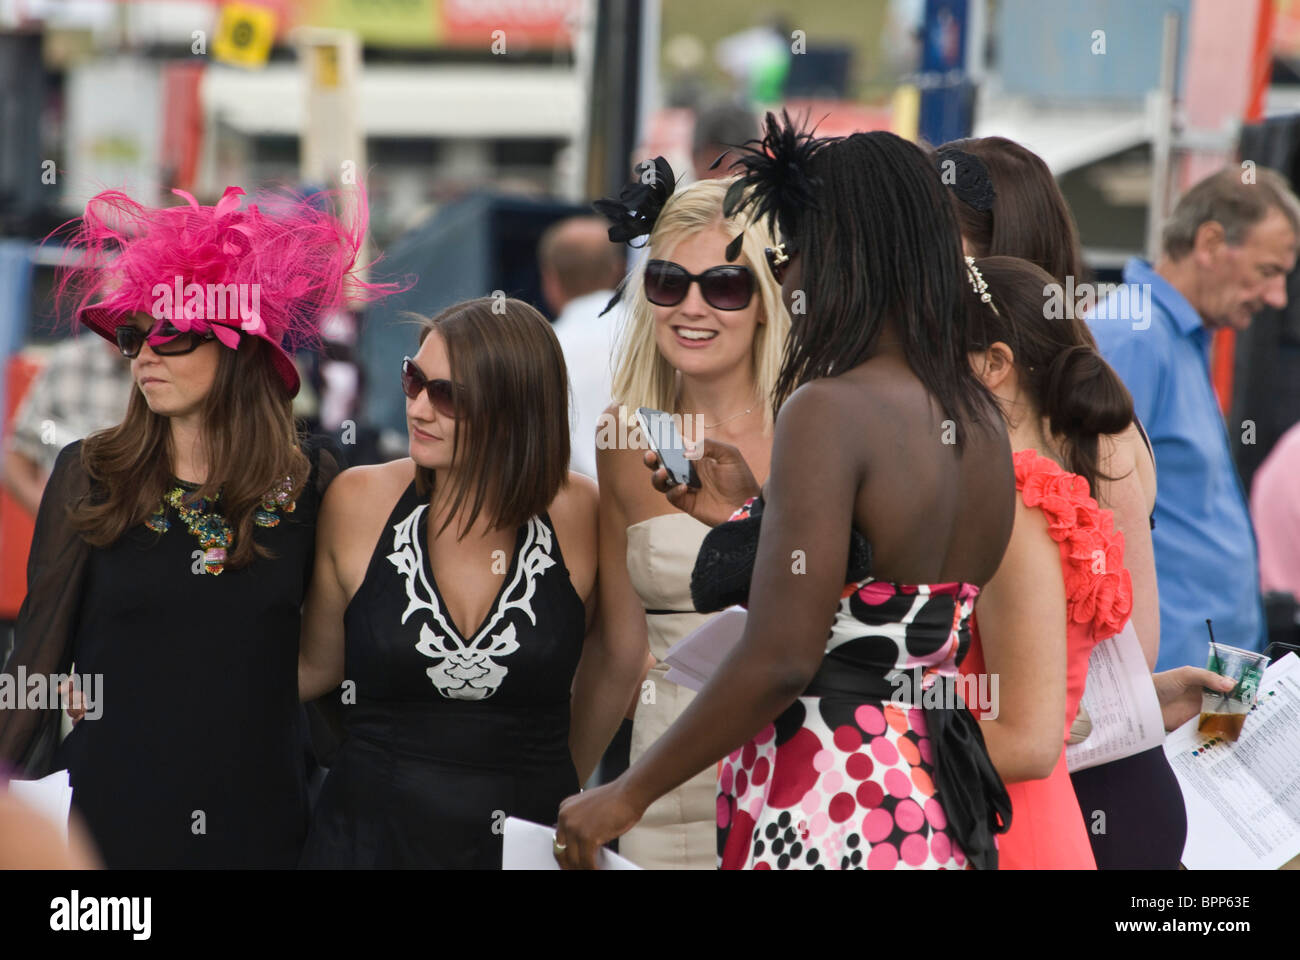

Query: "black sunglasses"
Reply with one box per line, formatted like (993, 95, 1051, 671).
(644, 260, 755, 311)
(114, 321, 218, 358)
(764, 242, 797, 285)
(401, 356, 465, 419)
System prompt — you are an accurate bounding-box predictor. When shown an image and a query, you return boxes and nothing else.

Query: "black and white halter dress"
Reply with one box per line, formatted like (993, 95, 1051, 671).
(300, 480, 585, 868)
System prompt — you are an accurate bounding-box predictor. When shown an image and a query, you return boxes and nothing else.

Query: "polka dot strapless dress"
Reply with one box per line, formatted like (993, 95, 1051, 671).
(717, 579, 982, 870)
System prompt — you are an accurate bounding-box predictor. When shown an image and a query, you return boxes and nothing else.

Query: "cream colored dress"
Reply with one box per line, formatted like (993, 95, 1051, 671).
(619, 512, 719, 870)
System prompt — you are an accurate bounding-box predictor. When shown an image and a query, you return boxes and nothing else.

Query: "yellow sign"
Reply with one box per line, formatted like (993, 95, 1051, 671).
(213, 3, 277, 68)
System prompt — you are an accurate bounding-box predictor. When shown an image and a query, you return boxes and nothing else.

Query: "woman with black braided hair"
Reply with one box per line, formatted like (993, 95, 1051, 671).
(552, 114, 1045, 870)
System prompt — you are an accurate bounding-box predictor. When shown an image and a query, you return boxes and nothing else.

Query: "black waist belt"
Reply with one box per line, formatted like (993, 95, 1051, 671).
(801, 657, 1012, 871)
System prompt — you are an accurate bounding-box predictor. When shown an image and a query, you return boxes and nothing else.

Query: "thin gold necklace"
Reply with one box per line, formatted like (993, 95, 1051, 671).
(676, 380, 760, 431)
(705, 406, 755, 430)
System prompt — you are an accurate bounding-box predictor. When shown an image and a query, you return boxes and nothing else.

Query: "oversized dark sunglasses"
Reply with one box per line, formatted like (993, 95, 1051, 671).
(401, 356, 465, 419)
(764, 241, 796, 285)
(644, 260, 755, 311)
(114, 321, 219, 358)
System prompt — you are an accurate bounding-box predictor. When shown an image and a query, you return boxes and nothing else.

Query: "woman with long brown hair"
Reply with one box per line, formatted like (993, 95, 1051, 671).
(0, 185, 381, 866)
(297, 297, 602, 868)
(940, 138, 1231, 868)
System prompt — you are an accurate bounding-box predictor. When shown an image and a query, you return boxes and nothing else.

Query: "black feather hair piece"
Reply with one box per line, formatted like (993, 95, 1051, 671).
(597, 277, 628, 317)
(592, 155, 678, 245)
(591, 156, 679, 316)
(720, 110, 829, 262)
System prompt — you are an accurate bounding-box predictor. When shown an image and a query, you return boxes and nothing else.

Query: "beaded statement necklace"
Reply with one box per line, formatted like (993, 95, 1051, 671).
(145, 477, 297, 575)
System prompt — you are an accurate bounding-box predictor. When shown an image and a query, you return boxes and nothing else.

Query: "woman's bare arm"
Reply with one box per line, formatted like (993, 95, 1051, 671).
(1095, 428, 1159, 669)
(298, 470, 361, 702)
(567, 438, 655, 785)
(972, 498, 1068, 782)
(554, 383, 854, 867)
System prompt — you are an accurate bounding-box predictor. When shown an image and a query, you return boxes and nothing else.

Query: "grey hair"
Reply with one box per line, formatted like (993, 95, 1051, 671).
(1163, 166, 1300, 259)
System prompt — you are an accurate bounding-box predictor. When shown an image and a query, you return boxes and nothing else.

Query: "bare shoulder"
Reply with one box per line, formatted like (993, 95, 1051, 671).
(774, 377, 859, 441)
(552, 471, 599, 521)
(1096, 421, 1155, 510)
(1098, 424, 1141, 473)
(595, 405, 654, 496)
(321, 458, 415, 529)
(549, 472, 599, 594)
(813, 359, 935, 427)
(996, 494, 1058, 580)
(1097, 422, 1154, 489)
(781, 364, 945, 451)
(568, 469, 599, 504)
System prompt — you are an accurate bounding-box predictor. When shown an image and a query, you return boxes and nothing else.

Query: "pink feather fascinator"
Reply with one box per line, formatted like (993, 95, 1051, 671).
(53, 184, 395, 397)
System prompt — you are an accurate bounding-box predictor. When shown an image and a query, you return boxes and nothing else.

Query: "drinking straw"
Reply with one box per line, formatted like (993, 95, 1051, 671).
(1206, 618, 1231, 710)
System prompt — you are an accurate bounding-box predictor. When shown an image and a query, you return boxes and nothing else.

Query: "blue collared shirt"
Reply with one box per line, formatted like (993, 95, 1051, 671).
(1089, 258, 1264, 670)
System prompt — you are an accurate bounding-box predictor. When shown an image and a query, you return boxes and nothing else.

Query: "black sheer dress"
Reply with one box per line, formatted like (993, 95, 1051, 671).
(0, 436, 340, 867)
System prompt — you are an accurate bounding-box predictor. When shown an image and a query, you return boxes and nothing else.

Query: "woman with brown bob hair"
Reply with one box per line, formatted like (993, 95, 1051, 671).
(0, 185, 379, 867)
(298, 296, 600, 868)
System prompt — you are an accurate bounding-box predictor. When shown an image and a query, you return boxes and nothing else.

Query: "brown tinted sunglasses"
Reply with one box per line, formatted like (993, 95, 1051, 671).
(401, 356, 465, 419)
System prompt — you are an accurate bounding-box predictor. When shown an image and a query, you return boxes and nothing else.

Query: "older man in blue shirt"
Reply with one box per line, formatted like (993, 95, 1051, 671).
(1090, 167, 1300, 670)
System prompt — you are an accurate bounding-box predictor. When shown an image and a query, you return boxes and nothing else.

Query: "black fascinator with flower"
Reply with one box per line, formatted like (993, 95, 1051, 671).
(592, 155, 677, 244)
(591, 155, 679, 315)
(720, 110, 830, 262)
(935, 147, 996, 213)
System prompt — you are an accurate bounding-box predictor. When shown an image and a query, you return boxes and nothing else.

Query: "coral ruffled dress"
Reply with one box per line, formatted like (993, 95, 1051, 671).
(960, 449, 1134, 870)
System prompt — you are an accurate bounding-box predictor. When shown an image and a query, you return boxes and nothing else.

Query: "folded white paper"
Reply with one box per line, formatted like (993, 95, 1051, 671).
(6, 768, 73, 843)
(1066, 621, 1165, 772)
(501, 816, 641, 870)
(1165, 653, 1300, 870)
(662, 606, 747, 692)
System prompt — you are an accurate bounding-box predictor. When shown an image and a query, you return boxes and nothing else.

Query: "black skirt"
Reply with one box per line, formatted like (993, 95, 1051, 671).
(1069, 746, 1187, 869)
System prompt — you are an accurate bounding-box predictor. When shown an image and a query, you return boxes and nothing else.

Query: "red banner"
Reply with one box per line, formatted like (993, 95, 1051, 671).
(438, 0, 579, 48)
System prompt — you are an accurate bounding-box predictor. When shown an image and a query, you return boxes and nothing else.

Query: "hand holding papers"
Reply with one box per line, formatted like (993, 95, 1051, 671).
(1165, 653, 1300, 869)
(501, 816, 640, 870)
(5, 769, 73, 843)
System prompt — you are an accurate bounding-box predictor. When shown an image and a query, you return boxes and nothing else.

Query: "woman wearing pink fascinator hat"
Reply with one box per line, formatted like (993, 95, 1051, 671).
(68, 184, 376, 396)
(0, 183, 394, 867)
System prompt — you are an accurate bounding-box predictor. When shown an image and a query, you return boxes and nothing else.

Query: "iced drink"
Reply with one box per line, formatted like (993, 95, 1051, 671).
(1197, 641, 1268, 742)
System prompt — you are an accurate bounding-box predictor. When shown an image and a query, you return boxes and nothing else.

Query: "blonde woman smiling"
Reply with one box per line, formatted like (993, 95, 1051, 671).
(592, 173, 790, 868)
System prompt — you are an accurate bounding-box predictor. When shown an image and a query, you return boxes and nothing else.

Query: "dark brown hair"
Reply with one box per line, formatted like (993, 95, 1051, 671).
(73, 336, 309, 569)
(412, 297, 570, 537)
(940, 136, 1087, 288)
(971, 256, 1134, 494)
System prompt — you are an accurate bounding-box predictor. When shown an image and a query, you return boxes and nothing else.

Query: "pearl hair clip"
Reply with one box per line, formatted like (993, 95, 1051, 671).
(965, 256, 999, 316)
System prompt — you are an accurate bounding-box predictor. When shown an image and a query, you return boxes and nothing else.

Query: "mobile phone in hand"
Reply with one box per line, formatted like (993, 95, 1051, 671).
(635, 407, 699, 489)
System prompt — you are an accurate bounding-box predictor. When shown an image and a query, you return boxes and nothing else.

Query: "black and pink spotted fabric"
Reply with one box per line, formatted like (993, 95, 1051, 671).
(717, 577, 981, 870)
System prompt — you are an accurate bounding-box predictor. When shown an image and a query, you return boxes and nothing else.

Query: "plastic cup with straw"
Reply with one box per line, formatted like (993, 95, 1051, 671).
(1197, 618, 1269, 741)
